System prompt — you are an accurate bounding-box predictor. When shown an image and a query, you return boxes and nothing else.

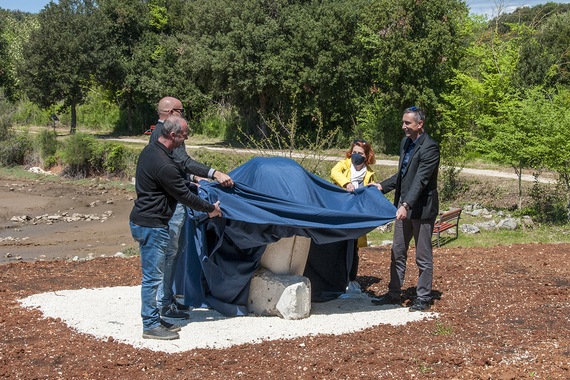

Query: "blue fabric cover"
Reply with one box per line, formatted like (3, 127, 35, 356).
(176, 157, 396, 316)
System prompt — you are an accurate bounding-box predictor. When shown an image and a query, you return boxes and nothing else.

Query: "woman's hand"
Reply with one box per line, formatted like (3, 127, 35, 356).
(346, 183, 355, 193)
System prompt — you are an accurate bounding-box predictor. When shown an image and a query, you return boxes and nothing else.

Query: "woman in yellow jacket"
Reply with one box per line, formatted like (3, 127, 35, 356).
(331, 139, 377, 293)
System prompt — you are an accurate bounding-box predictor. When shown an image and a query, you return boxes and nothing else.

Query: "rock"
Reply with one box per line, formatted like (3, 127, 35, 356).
(497, 218, 517, 230)
(470, 208, 489, 217)
(378, 221, 393, 233)
(380, 240, 393, 246)
(460, 224, 480, 234)
(11, 215, 31, 223)
(474, 221, 496, 230)
(248, 267, 311, 320)
(276, 282, 311, 320)
(482, 214, 493, 219)
(114, 252, 126, 258)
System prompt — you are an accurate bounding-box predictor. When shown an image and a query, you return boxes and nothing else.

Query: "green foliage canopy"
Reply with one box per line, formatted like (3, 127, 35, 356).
(19, 0, 100, 133)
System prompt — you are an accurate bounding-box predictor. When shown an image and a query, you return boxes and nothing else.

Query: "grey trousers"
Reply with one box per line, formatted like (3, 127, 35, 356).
(388, 217, 436, 302)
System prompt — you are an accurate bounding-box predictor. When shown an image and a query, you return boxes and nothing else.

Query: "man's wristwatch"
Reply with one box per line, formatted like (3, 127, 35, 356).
(402, 202, 411, 210)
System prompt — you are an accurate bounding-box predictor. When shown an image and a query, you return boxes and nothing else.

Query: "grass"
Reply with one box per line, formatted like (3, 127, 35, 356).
(433, 319, 454, 335)
(0, 166, 135, 192)
(0, 166, 62, 182)
(367, 215, 570, 249)
(122, 245, 140, 258)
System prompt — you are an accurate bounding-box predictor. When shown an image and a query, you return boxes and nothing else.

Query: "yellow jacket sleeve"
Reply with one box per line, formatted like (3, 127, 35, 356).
(331, 158, 352, 188)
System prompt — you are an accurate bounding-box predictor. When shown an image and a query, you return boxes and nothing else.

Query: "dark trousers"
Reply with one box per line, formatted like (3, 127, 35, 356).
(388, 217, 436, 302)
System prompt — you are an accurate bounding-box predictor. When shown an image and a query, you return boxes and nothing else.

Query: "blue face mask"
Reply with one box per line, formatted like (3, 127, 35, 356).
(351, 153, 365, 166)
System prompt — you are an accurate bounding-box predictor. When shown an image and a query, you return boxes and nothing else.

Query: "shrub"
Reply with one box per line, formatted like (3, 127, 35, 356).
(193, 102, 240, 140)
(91, 142, 126, 174)
(36, 129, 59, 159)
(10, 98, 51, 127)
(0, 133, 33, 166)
(0, 115, 33, 166)
(522, 176, 567, 224)
(59, 132, 97, 178)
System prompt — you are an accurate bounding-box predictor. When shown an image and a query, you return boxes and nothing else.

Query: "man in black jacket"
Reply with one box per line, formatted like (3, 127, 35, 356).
(130, 115, 222, 340)
(369, 107, 440, 311)
(150, 97, 233, 320)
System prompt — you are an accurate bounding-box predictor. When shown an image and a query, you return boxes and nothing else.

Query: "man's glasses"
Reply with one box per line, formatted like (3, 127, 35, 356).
(353, 139, 368, 145)
(172, 108, 185, 115)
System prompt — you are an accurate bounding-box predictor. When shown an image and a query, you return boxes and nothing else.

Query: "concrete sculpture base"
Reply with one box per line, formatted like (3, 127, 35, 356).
(248, 236, 312, 319)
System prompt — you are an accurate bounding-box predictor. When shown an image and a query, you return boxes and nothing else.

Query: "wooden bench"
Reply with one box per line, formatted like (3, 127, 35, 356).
(144, 125, 155, 135)
(432, 208, 462, 247)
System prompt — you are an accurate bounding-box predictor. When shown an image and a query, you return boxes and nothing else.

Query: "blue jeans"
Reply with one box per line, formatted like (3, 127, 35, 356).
(130, 221, 170, 331)
(157, 203, 187, 309)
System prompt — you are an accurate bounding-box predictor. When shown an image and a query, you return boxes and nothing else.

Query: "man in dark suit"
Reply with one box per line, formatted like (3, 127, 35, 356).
(369, 107, 440, 311)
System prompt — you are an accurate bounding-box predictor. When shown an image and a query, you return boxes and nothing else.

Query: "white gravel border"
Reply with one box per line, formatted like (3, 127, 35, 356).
(20, 286, 437, 353)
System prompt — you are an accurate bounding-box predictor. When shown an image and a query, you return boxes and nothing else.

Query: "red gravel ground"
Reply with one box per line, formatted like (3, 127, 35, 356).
(1, 179, 570, 379)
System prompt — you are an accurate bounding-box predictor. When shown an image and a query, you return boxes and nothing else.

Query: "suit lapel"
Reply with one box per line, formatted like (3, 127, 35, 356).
(401, 133, 426, 179)
(399, 138, 410, 170)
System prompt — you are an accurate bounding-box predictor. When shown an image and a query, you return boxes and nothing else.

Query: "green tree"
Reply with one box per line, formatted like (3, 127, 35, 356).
(164, 0, 370, 142)
(96, 0, 151, 133)
(359, 0, 469, 153)
(0, 9, 39, 101)
(529, 87, 570, 221)
(19, 0, 99, 134)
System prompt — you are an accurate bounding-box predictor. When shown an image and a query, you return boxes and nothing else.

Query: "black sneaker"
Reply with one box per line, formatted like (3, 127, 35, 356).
(371, 293, 401, 306)
(160, 303, 190, 319)
(160, 319, 181, 332)
(172, 296, 190, 311)
(142, 325, 179, 340)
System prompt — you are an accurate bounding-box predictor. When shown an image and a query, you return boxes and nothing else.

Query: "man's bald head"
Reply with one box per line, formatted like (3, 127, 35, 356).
(158, 97, 184, 120)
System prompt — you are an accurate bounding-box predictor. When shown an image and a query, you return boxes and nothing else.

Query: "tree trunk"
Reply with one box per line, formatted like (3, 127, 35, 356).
(513, 164, 522, 210)
(259, 91, 267, 137)
(126, 92, 133, 134)
(518, 169, 522, 210)
(70, 103, 77, 134)
(564, 174, 570, 222)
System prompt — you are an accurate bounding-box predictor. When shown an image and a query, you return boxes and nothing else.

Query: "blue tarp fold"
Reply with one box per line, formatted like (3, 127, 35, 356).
(175, 157, 396, 316)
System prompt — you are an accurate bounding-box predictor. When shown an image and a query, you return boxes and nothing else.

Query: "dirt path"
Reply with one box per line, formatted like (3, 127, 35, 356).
(114, 136, 556, 184)
(0, 178, 133, 263)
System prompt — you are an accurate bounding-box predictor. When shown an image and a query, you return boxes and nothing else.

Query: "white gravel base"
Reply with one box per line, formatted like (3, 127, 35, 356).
(20, 286, 437, 354)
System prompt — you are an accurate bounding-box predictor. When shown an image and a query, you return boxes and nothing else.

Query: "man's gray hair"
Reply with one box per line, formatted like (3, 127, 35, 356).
(404, 107, 425, 123)
(162, 115, 186, 137)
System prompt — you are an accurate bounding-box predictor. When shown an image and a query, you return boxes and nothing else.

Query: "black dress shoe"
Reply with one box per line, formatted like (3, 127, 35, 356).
(409, 299, 431, 312)
(371, 294, 401, 305)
